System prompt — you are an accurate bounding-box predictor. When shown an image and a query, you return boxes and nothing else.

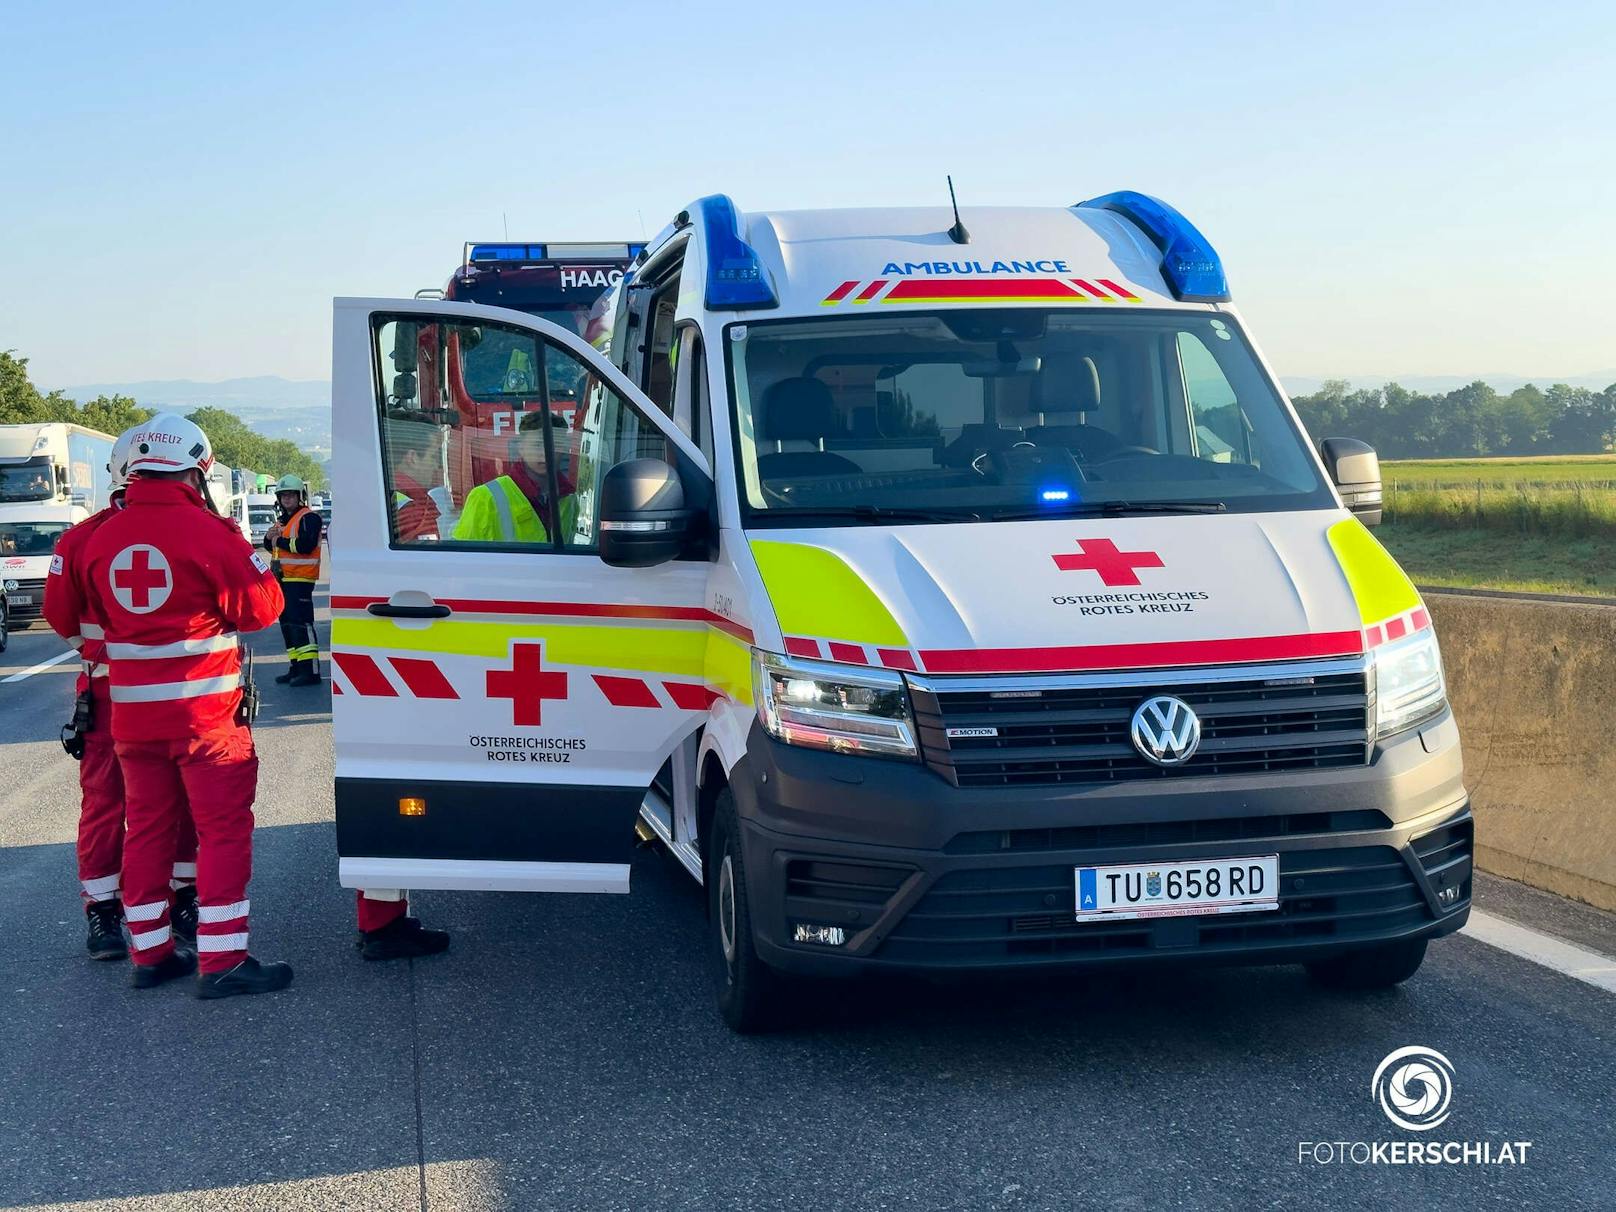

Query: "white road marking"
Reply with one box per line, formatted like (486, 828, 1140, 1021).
(1, 650, 77, 683)
(1463, 909, 1616, 995)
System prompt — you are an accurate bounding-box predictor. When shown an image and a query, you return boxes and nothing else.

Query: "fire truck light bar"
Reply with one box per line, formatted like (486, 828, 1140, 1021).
(466, 242, 644, 265)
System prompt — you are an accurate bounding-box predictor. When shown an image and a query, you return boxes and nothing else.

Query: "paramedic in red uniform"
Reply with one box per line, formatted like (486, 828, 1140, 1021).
(81, 413, 292, 997)
(44, 427, 201, 959)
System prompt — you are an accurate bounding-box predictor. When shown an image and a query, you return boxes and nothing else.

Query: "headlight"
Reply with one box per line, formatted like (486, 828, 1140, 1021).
(754, 650, 917, 759)
(1373, 627, 1447, 738)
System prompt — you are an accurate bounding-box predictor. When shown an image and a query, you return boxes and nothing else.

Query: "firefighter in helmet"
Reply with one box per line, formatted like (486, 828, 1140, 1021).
(264, 473, 323, 685)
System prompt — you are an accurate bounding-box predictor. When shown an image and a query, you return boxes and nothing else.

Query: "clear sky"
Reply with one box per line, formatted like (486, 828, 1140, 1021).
(2, 0, 1612, 388)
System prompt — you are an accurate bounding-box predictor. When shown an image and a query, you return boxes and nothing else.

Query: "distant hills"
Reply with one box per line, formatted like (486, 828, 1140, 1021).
(54, 375, 330, 410)
(51, 376, 331, 455)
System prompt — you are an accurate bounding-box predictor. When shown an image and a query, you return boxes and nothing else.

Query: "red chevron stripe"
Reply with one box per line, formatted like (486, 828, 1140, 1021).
(594, 674, 660, 708)
(332, 652, 397, 697)
(388, 657, 459, 700)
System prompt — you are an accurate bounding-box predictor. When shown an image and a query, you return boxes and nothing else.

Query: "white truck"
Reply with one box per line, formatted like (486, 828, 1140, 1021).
(245, 493, 278, 545)
(0, 422, 115, 624)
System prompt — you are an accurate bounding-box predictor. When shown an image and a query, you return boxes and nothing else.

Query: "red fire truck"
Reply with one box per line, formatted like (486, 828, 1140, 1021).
(392, 241, 643, 529)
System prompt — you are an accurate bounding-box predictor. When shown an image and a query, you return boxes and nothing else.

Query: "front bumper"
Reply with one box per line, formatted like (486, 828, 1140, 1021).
(731, 710, 1472, 975)
(3, 578, 45, 622)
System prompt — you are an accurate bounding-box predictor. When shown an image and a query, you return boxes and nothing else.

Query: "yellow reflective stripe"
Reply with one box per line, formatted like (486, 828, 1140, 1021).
(1326, 517, 1420, 626)
(332, 616, 752, 701)
(332, 618, 707, 680)
(749, 540, 908, 647)
(704, 630, 754, 703)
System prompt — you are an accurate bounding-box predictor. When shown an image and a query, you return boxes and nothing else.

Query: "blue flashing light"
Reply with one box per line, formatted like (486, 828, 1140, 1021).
(693, 194, 778, 310)
(1040, 488, 1072, 503)
(1077, 191, 1230, 303)
(469, 243, 547, 263)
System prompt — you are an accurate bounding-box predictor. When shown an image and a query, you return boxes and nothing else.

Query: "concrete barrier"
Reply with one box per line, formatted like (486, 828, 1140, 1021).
(1426, 591, 1616, 912)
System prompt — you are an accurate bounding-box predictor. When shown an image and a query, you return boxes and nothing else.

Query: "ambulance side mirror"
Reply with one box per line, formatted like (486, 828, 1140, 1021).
(598, 457, 698, 568)
(1320, 437, 1383, 527)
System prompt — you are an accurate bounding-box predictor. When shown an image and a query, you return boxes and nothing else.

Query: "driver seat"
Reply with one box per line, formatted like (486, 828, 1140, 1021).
(756, 377, 861, 479)
(1027, 354, 1129, 461)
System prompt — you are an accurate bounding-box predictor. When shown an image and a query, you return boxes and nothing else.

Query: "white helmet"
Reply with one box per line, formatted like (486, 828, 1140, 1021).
(124, 413, 214, 477)
(107, 427, 138, 492)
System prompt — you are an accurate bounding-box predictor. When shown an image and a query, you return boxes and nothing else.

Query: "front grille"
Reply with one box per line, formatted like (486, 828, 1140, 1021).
(879, 844, 1434, 964)
(912, 660, 1371, 788)
(5, 578, 45, 616)
(945, 809, 1393, 856)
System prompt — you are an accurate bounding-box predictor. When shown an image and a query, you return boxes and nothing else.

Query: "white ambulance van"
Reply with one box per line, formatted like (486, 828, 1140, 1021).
(332, 193, 1470, 1030)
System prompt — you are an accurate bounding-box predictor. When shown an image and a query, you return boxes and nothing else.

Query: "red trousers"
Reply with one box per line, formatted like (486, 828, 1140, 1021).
(357, 890, 408, 932)
(77, 682, 198, 907)
(117, 725, 257, 973)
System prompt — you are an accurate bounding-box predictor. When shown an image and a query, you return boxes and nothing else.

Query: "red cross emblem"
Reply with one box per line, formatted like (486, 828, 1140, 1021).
(109, 544, 173, 613)
(486, 642, 569, 726)
(1052, 538, 1164, 587)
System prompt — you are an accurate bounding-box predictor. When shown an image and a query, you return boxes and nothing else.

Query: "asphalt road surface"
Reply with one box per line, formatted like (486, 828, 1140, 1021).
(0, 585, 1612, 1211)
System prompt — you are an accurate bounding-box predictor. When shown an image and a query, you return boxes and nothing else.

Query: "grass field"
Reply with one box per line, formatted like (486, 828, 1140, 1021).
(1377, 525, 1616, 597)
(1383, 454, 1616, 487)
(1377, 454, 1616, 596)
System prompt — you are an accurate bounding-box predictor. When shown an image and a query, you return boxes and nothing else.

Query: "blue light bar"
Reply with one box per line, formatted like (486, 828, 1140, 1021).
(1040, 488, 1071, 503)
(469, 243, 546, 263)
(693, 194, 778, 310)
(1077, 191, 1230, 302)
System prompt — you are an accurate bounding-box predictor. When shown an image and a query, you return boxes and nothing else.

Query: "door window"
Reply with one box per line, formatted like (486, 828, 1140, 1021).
(1178, 329, 1257, 466)
(372, 315, 666, 553)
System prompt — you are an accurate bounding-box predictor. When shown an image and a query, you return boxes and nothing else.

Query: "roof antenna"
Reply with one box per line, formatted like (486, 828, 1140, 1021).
(946, 175, 970, 245)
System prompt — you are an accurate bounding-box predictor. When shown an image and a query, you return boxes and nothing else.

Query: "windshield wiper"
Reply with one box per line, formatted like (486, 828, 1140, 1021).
(765, 504, 984, 525)
(989, 499, 1228, 521)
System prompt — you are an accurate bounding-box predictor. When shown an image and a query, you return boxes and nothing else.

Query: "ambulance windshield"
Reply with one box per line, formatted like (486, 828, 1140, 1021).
(728, 310, 1333, 523)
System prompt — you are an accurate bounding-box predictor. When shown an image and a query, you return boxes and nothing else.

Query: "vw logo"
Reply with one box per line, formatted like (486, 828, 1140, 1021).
(1129, 695, 1201, 766)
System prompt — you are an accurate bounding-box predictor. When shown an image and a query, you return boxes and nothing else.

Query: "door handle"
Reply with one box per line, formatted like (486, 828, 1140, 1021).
(367, 602, 451, 619)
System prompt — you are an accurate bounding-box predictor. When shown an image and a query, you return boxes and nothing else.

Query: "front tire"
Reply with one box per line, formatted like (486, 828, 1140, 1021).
(1306, 938, 1429, 990)
(0, 600, 8, 652)
(708, 789, 784, 1033)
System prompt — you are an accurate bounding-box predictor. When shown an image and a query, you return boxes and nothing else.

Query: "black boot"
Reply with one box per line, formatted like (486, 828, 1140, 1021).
(132, 948, 196, 989)
(172, 885, 198, 946)
(85, 901, 127, 961)
(196, 955, 295, 1000)
(273, 666, 297, 684)
(362, 916, 451, 961)
(288, 659, 321, 687)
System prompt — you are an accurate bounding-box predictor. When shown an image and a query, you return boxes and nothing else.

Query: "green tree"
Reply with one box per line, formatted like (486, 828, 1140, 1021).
(1494, 385, 1548, 452)
(185, 406, 326, 490)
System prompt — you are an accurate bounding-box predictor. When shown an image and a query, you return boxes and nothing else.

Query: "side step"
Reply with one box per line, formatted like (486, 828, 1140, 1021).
(637, 789, 704, 886)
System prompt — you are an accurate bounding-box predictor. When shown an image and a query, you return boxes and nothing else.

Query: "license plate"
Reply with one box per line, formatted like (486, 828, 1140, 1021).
(1074, 855, 1279, 921)
(9, 594, 31, 606)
